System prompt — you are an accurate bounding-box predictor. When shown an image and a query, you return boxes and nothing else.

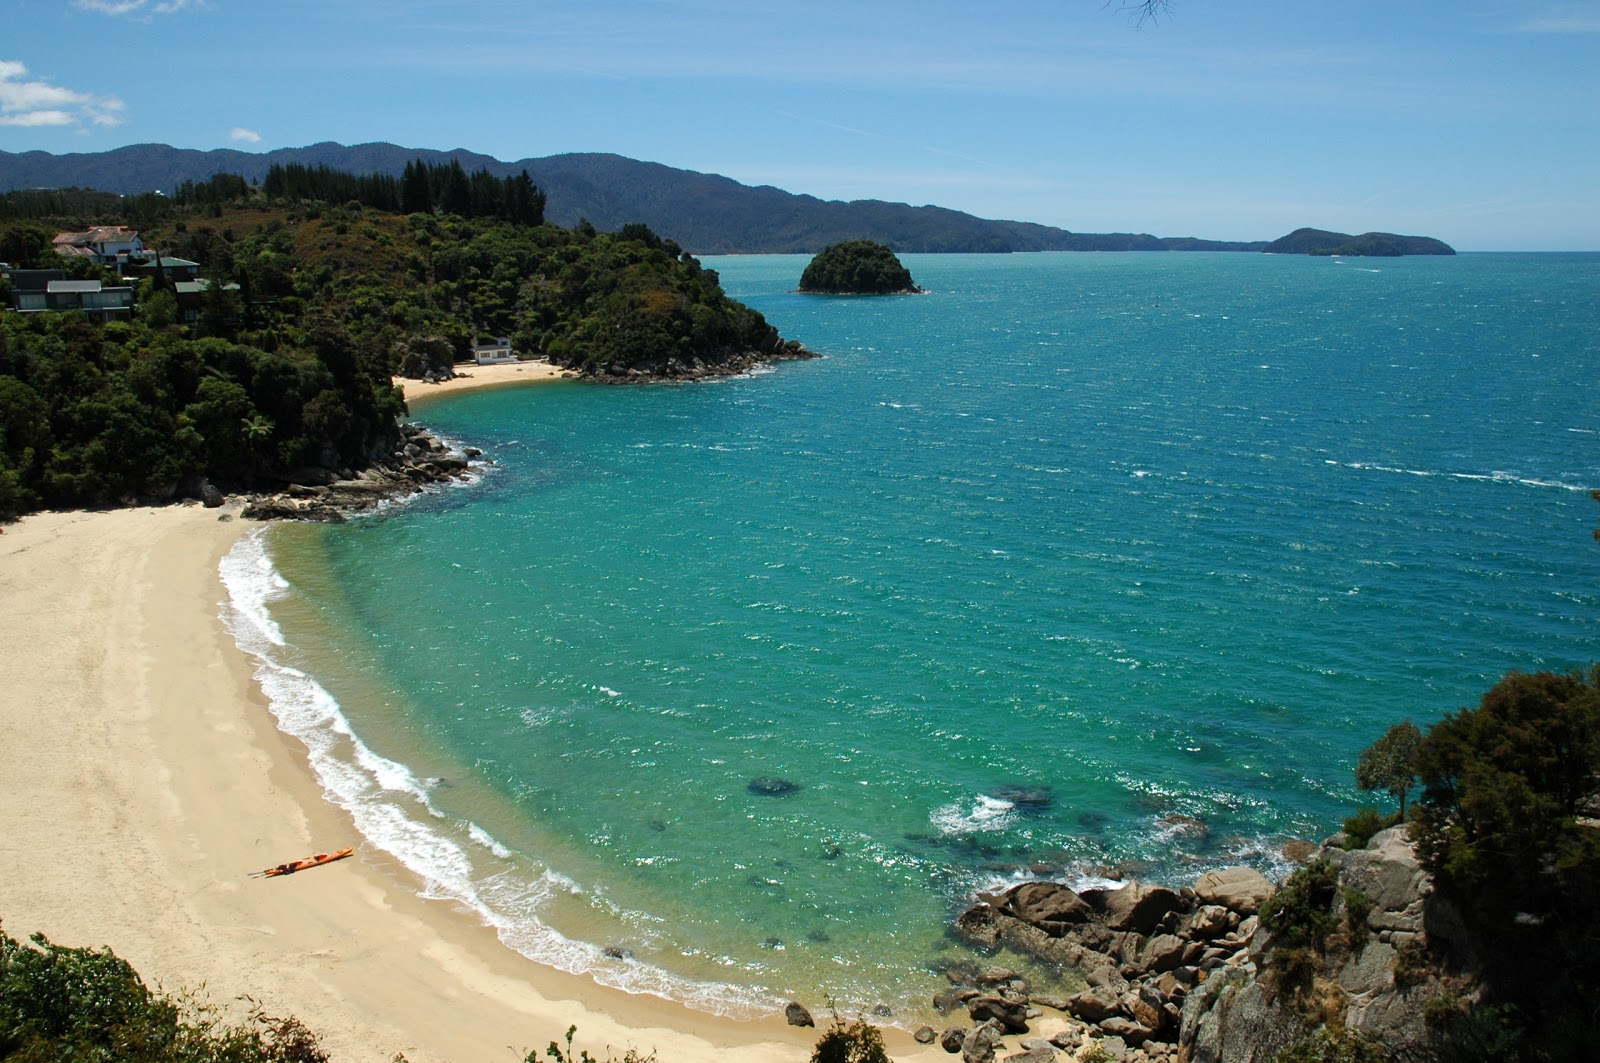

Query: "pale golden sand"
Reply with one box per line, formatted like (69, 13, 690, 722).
(0, 374, 950, 1062)
(398, 360, 572, 408)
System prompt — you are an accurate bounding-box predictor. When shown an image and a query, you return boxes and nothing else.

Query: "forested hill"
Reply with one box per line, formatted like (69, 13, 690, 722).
(0, 142, 1268, 255)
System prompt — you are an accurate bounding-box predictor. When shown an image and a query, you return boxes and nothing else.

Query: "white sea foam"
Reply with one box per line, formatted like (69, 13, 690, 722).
(1328, 460, 1591, 493)
(931, 794, 1016, 835)
(217, 530, 780, 1019)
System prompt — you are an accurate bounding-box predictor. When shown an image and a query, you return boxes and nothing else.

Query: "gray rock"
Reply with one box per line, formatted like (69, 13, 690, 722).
(1083, 882, 1185, 935)
(1001, 1041, 1057, 1062)
(990, 881, 1093, 934)
(1181, 905, 1236, 940)
(915, 1025, 938, 1044)
(941, 1026, 968, 1053)
(1099, 1016, 1155, 1047)
(1066, 986, 1121, 1023)
(962, 1021, 1007, 1063)
(1138, 933, 1189, 975)
(968, 995, 1031, 1033)
(1192, 867, 1275, 915)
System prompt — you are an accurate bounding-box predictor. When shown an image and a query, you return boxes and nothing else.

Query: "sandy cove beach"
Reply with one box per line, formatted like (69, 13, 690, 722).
(398, 359, 572, 407)
(0, 364, 949, 1063)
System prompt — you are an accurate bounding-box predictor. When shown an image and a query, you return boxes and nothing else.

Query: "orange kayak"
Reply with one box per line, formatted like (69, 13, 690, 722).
(251, 847, 354, 878)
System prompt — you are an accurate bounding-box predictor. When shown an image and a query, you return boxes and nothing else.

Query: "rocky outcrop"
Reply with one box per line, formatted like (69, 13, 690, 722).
(942, 871, 1267, 1061)
(240, 424, 479, 522)
(942, 831, 1474, 1062)
(581, 339, 817, 384)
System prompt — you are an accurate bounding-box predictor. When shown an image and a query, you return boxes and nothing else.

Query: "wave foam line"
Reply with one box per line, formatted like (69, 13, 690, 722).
(1327, 460, 1592, 493)
(217, 530, 776, 1019)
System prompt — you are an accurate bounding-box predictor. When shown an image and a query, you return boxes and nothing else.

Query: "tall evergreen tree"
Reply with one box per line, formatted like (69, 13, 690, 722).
(400, 160, 432, 215)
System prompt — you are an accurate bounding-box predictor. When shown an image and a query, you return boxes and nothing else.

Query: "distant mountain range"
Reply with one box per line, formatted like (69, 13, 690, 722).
(0, 142, 1453, 257)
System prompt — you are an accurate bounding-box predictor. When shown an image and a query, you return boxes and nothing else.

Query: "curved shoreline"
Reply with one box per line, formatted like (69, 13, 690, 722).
(0, 469, 945, 1059)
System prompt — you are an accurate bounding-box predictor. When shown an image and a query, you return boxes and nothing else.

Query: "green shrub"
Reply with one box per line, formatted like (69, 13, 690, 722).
(1339, 807, 1398, 850)
(534, 1024, 657, 1063)
(1270, 1027, 1386, 1063)
(1341, 887, 1373, 934)
(0, 922, 328, 1062)
(809, 1015, 890, 1063)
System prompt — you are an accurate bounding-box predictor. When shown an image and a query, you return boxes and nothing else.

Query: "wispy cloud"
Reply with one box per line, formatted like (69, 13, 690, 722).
(73, 0, 200, 15)
(1514, 3, 1600, 33)
(230, 127, 262, 143)
(0, 60, 125, 128)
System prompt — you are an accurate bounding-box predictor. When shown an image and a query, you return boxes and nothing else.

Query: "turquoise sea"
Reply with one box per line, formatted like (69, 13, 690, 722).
(222, 251, 1600, 1021)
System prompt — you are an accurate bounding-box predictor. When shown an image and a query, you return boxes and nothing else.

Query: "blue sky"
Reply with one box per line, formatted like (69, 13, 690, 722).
(3, 0, 1597, 250)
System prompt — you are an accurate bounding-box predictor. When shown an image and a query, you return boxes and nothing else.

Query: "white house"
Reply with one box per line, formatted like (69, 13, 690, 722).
(53, 226, 145, 265)
(472, 337, 518, 365)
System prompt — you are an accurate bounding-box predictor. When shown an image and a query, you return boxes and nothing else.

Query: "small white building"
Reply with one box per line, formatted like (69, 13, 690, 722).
(472, 337, 518, 365)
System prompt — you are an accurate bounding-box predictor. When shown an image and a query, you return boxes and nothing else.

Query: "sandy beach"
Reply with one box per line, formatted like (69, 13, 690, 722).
(0, 364, 948, 1063)
(398, 359, 572, 408)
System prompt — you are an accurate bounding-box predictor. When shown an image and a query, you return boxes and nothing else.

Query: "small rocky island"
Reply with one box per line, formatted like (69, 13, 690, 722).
(798, 240, 923, 294)
(1263, 227, 1456, 256)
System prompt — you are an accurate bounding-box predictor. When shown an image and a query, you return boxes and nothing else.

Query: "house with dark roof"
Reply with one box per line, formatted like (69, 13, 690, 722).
(5, 268, 135, 319)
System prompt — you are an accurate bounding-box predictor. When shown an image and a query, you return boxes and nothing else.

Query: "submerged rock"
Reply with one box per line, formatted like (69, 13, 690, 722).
(748, 777, 802, 797)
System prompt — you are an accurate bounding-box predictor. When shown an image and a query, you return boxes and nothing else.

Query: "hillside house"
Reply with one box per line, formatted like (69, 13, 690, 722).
(53, 226, 145, 266)
(6, 269, 134, 319)
(125, 252, 201, 283)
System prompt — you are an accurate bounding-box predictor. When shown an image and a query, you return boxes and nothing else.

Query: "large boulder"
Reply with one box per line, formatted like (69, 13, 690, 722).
(1193, 867, 1275, 915)
(1081, 882, 1185, 935)
(968, 995, 1031, 1033)
(989, 881, 1093, 934)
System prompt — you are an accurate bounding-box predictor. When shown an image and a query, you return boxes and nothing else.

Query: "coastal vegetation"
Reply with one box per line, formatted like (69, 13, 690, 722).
(0, 924, 328, 1062)
(1262, 227, 1456, 256)
(0, 164, 799, 520)
(798, 241, 920, 295)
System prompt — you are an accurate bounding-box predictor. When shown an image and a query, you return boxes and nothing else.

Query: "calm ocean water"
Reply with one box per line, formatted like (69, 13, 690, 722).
(222, 251, 1600, 1020)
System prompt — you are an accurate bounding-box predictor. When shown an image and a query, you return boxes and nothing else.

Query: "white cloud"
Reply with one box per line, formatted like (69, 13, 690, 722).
(73, 0, 201, 14)
(0, 60, 125, 128)
(231, 127, 262, 143)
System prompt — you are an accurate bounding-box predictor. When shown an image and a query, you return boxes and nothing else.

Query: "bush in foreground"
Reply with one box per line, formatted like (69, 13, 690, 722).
(0, 922, 326, 1062)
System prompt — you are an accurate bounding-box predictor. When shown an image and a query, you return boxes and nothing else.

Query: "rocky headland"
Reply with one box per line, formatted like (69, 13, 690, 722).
(238, 422, 480, 522)
(879, 825, 1474, 1063)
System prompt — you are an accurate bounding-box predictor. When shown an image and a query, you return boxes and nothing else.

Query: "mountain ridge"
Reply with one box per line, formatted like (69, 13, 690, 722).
(0, 142, 1451, 256)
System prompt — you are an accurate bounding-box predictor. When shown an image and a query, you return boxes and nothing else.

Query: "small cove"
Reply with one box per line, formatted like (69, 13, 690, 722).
(231, 251, 1600, 1020)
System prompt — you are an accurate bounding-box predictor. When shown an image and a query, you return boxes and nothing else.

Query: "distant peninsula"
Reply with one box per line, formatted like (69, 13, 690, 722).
(798, 240, 922, 294)
(0, 142, 1453, 257)
(1264, 227, 1456, 257)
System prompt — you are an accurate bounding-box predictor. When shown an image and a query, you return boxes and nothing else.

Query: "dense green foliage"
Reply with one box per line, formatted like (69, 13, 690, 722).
(1349, 667, 1600, 1057)
(1259, 858, 1342, 986)
(798, 241, 919, 294)
(1268, 1028, 1386, 1063)
(808, 1016, 890, 1063)
(1354, 720, 1421, 815)
(0, 924, 327, 1062)
(1338, 807, 1400, 849)
(2, 168, 793, 518)
(1413, 668, 1600, 933)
